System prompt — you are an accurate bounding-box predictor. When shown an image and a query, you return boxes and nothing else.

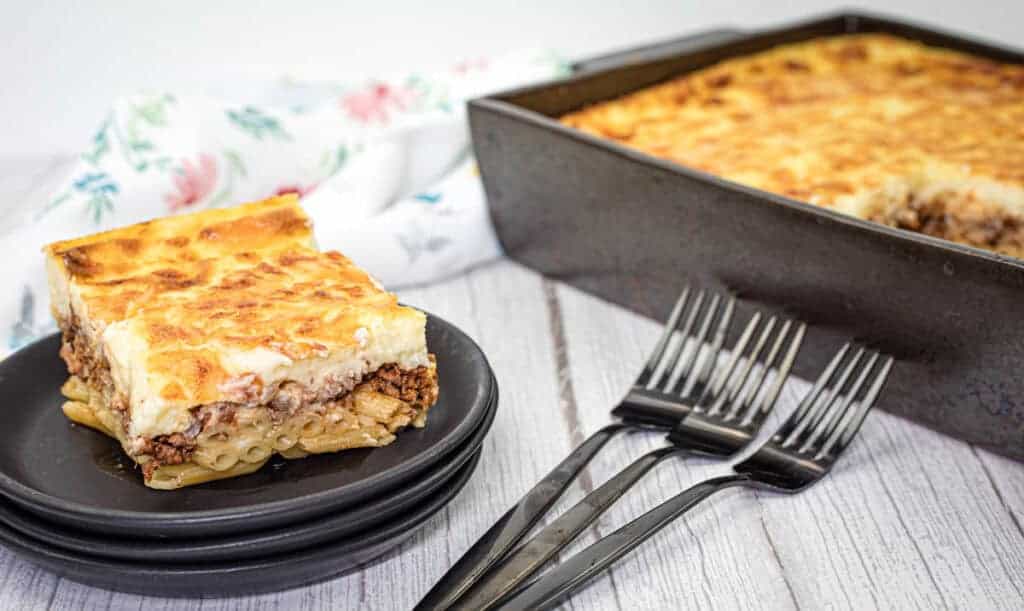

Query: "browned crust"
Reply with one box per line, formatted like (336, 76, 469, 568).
(44, 195, 314, 283)
(45, 197, 422, 406)
(560, 33, 1024, 257)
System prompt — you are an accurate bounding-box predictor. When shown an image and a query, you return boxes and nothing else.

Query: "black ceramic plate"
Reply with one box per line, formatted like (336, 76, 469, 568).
(0, 313, 492, 538)
(0, 375, 496, 563)
(0, 449, 480, 598)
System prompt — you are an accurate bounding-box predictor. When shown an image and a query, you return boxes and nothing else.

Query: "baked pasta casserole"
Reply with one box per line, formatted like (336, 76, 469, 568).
(561, 34, 1024, 257)
(44, 196, 439, 489)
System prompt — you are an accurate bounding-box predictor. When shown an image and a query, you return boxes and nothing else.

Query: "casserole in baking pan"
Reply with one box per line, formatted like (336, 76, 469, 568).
(469, 12, 1024, 459)
(561, 33, 1024, 258)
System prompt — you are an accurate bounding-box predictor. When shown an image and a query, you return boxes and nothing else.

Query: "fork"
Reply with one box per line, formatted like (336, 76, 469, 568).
(450, 311, 805, 610)
(499, 343, 895, 610)
(415, 287, 738, 610)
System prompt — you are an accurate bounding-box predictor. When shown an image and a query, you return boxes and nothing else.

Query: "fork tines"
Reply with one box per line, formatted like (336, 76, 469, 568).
(697, 312, 807, 426)
(635, 287, 736, 397)
(612, 287, 738, 428)
(771, 342, 895, 460)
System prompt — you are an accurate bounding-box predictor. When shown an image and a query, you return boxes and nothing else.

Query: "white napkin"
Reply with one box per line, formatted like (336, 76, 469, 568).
(2, 51, 569, 354)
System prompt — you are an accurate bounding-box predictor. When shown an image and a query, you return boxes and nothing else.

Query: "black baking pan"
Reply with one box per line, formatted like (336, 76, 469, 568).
(469, 12, 1024, 460)
(0, 374, 495, 563)
(0, 312, 494, 537)
(0, 449, 481, 598)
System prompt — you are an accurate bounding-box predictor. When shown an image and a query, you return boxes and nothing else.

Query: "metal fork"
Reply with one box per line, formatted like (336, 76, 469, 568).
(451, 311, 805, 610)
(499, 343, 895, 611)
(415, 287, 737, 610)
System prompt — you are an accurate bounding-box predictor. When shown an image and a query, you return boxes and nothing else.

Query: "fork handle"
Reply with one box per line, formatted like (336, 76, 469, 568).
(498, 474, 751, 611)
(452, 446, 683, 610)
(414, 423, 631, 611)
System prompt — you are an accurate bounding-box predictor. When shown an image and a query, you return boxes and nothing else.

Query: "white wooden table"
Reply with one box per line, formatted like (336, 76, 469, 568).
(0, 159, 1022, 610)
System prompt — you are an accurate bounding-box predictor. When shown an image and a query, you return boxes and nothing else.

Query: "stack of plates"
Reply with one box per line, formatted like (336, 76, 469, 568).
(0, 314, 496, 597)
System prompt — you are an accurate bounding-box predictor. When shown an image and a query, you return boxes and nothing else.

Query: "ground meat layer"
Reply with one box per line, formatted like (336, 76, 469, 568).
(367, 360, 439, 411)
(60, 317, 115, 403)
(869, 193, 1024, 257)
(138, 363, 437, 475)
(134, 433, 194, 472)
(59, 327, 438, 475)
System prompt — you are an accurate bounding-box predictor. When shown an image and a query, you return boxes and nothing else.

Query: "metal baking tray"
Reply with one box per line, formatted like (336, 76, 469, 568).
(469, 12, 1024, 460)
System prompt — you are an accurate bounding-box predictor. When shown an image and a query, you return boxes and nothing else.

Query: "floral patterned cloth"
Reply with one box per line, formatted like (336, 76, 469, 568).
(2, 50, 569, 355)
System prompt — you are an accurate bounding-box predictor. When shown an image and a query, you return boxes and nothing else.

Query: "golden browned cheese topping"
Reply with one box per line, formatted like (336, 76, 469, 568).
(45, 195, 315, 323)
(45, 196, 427, 418)
(132, 249, 419, 412)
(126, 247, 403, 402)
(561, 34, 1024, 257)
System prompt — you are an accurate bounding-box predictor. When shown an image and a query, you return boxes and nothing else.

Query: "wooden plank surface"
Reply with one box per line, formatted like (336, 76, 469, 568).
(0, 156, 1021, 610)
(553, 282, 1024, 611)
